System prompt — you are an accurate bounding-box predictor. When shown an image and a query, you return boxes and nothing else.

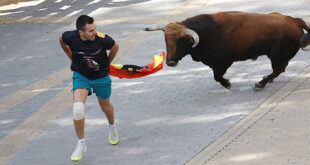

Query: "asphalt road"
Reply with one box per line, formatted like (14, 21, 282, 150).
(0, 0, 309, 165)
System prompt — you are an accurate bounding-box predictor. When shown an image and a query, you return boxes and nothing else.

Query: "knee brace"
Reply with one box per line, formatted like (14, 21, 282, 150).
(73, 102, 84, 120)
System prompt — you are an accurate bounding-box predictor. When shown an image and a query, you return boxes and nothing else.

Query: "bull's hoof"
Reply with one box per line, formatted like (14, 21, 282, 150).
(220, 80, 231, 89)
(251, 57, 257, 61)
(253, 83, 264, 92)
(263, 75, 273, 83)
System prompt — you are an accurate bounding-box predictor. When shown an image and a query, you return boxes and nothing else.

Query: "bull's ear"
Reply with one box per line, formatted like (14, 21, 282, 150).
(186, 35, 194, 46)
(144, 27, 165, 31)
(144, 24, 165, 31)
(185, 28, 199, 47)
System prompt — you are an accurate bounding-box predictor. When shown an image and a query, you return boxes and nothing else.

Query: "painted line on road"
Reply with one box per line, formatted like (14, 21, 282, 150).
(186, 64, 310, 165)
(0, 67, 71, 115)
(0, 0, 28, 7)
(0, 0, 210, 164)
(0, 83, 72, 165)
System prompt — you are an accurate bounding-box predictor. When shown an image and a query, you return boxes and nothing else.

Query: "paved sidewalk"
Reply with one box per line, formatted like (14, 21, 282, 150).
(187, 65, 310, 164)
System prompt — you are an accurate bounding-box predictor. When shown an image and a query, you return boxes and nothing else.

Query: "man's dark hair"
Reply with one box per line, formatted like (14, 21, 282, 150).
(76, 15, 94, 31)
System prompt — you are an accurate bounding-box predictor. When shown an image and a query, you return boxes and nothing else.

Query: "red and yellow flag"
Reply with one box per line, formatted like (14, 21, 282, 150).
(109, 52, 165, 79)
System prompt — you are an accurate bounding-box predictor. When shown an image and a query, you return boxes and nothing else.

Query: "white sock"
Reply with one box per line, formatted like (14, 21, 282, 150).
(78, 138, 85, 145)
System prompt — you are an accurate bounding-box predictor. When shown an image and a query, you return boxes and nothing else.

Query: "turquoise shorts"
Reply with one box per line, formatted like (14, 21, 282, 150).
(72, 72, 111, 99)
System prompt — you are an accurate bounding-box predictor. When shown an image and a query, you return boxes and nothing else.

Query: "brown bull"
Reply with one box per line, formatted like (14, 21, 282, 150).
(145, 11, 310, 90)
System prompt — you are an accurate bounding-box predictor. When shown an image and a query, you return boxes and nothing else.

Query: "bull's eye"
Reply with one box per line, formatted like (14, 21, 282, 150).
(177, 37, 187, 47)
(187, 37, 193, 45)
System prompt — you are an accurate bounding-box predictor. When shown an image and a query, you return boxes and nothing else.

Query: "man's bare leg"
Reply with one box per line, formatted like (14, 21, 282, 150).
(97, 97, 114, 125)
(98, 97, 119, 144)
(73, 89, 88, 139)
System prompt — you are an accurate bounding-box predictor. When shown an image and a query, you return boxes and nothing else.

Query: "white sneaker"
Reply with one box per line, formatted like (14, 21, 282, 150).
(71, 143, 87, 162)
(108, 124, 119, 145)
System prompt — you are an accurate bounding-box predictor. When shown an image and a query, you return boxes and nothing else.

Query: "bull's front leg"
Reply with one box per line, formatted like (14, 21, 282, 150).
(212, 65, 231, 89)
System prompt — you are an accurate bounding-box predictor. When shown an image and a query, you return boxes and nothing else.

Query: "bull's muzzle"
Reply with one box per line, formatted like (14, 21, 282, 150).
(166, 60, 178, 67)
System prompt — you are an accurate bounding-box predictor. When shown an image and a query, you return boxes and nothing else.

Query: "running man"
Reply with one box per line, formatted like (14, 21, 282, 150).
(59, 15, 120, 162)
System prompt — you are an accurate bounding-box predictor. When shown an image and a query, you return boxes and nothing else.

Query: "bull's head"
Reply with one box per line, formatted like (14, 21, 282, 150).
(145, 23, 199, 67)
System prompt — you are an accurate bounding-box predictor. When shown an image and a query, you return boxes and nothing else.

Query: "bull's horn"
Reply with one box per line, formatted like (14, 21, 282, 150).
(185, 28, 199, 47)
(144, 24, 165, 31)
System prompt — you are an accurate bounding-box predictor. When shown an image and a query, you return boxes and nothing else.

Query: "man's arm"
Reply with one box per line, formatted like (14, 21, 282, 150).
(59, 35, 72, 60)
(108, 42, 119, 63)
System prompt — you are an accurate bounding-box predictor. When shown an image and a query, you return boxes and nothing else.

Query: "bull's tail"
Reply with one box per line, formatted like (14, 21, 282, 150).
(295, 18, 310, 51)
(301, 33, 310, 51)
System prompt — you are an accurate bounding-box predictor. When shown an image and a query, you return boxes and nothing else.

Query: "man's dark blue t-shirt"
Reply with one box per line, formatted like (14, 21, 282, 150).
(62, 30, 115, 79)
